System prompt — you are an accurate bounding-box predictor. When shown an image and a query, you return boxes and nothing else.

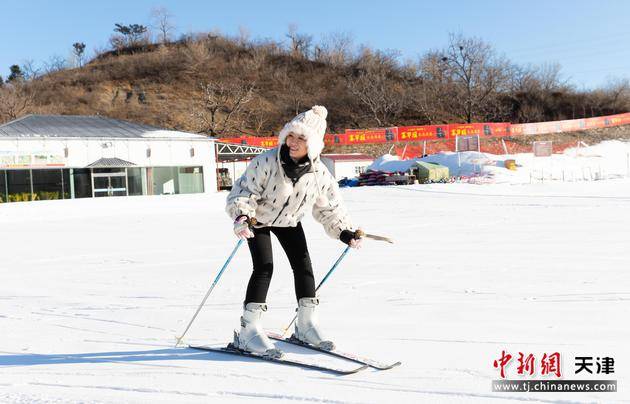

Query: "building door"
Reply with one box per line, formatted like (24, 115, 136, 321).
(92, 168, 128, 197)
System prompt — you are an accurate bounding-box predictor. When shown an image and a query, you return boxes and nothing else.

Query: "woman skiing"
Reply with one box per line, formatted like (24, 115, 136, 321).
(225, 105, 362, 358)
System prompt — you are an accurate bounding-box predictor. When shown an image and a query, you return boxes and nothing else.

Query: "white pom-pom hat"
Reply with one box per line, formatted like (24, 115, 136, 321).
(278, 105, 328, 161)
(277, 105, 330, 207)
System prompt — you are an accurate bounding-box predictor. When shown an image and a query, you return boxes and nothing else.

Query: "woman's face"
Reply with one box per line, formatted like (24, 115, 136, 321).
(286, 132, 308, 160)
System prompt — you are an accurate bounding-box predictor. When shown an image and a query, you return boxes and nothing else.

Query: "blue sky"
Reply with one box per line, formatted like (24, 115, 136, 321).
(2, 0, 629, 90)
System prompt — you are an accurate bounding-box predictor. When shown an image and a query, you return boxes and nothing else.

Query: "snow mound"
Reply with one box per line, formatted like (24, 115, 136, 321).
(367, 140, 630, 184)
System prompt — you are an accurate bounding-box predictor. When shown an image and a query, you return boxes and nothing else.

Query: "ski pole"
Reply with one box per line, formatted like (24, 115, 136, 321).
(281, 245, 352, 336)
(175, 239, 244, 347)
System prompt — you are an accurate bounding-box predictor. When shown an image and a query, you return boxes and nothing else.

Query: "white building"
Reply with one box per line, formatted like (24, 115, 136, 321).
(0, 115, 216, 203)
(321, 154, 374, 180)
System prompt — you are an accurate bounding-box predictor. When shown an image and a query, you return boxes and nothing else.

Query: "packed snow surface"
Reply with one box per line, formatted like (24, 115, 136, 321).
(1, 175, 630, 403)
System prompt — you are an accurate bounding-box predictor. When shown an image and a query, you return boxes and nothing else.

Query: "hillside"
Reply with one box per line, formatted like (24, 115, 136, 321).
(11, 38, 379, 135)
(4, 32, 629, 137)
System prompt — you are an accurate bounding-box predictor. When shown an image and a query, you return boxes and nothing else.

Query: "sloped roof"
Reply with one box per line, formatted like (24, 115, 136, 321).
(87, 157, 137, 168)
(0, 114, 206, 139)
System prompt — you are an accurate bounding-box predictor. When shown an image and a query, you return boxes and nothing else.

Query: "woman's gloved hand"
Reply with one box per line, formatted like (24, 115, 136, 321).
(234, 215, 255, 240)
(339, 229, 363, 249)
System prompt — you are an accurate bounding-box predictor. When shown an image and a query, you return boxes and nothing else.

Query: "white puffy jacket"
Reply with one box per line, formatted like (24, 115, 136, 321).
(226, 147, 353, 239)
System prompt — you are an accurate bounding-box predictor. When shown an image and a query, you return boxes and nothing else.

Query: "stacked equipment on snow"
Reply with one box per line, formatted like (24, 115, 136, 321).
(413, 161, 450, 183)
(358, 171, 411, 186)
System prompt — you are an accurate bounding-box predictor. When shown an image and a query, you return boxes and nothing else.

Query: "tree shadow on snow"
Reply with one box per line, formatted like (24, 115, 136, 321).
(0, 347, 262, 367)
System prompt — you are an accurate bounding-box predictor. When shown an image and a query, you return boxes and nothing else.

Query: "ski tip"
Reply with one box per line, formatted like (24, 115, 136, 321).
(377, 361, 402, 370)
(337, 364, 369, 375)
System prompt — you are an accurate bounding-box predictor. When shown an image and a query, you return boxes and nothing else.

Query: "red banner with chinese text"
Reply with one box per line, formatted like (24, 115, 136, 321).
(447, 123, 483, 138)
(218, 112, 630, 147)
(398, 125, 448, 141)
(344, 128, 397, 144)
(481, 123, 511, 137)
(324, 133, 348, 146)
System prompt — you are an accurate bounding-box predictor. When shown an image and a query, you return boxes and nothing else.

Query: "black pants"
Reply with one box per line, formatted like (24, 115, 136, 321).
(245, 222, 316, 304)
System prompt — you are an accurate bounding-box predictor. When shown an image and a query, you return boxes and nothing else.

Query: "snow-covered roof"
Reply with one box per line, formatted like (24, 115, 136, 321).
(0, 114, 207, 140)
(367, 154, 418, 172)
(368, 152, 496, 174)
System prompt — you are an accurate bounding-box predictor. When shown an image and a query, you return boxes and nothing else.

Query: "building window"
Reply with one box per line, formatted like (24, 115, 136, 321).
(179, 166, 204, 194)
(32, 169, 63, 200)
(152, 167, 179, 195)
(72, 168, 92, 199)
(0, 170, 6, 203)
(7, 170, 33, 202)
(127, 167, 144, 196)
(152, 166, 204, 195)
(62, 169, 70, 199)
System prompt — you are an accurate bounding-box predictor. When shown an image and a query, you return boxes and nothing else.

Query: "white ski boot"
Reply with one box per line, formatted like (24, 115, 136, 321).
(294, 297, 335, 351)
(234, 303, 283, 358)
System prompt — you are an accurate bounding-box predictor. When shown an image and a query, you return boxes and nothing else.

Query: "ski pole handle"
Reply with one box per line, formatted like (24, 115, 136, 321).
(356, 229, 394, 244)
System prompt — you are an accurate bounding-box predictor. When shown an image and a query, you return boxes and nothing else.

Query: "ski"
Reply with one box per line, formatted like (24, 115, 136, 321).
(267, 332, 402, 370)
(188, 343, 368, 375)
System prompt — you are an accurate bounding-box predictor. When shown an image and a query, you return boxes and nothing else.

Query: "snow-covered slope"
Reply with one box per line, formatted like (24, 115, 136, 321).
(1, 179, 629, 403)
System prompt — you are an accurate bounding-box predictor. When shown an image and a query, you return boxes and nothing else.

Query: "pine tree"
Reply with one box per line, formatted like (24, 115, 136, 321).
(7, 65, 24, 82)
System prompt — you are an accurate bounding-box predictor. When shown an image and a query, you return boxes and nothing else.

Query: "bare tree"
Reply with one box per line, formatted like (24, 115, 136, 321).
(414, 52, 454, 123)
(505, 63, 571, 122)
(272, 67, 308, 116)
(286, 24, 313, 59)
(244, 104, 269, 134)
(183, 39, 211, 74)
(603, 77, 630, 111)
(347, 48, 408, 126)
(347, 73, 407, 126)
(435, 33, 510, 123)
(21, 60, 41, 80)
(536, 63, 565, 92)
(42, 55, 67, 74)
(150, 7, 175, 44)
(315, 31, 354, 66)
(0, 83, 35, 123)
(192, 80, 256, 135)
